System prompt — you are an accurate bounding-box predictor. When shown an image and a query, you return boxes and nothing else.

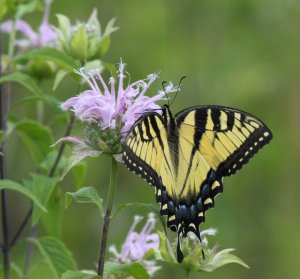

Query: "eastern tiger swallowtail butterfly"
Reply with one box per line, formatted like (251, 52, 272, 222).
(122, 104, 272, 262)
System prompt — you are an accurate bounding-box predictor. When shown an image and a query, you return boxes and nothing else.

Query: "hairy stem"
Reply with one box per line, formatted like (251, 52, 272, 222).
(97, 157, 118, 276)
(0, 23, 14, 279)
(10, 207, 33, 247)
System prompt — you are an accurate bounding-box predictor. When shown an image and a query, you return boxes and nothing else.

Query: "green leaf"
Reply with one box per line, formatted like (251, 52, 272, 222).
(0, 0, 8, 20)
(30, 236, 77, 278)
(6, 0, 16, 14)
(39, 150, 66, 176)
(16, 47, 78, 72)
(0, 72, 43, 96)
(201, 248, 249, 272)
(182, 245, 205, 270)
(10, 95, 60, 111)
(97, 36, 111, 57)
(61, 270, 101, 279)
(24, 174, 59, 225)
(56, 14, 71, 36)
(15, 120, 53, 164)
(15, 0, 40, 19)
(11, 262, 24, 279)
(10, 96, 42, 110)
(111, 202, 167, 234)
(42, 189, 64, 237)
(70, 26, 88, 61)
(0, 180, 46, 211)
(71, 163, 87, 189)
(53, 69, 68, 91)
(103, 18, 118, 38)
(87, 9, 101, 32)
(52, 137, 102, 179)
(65, 186, 103, 216)
(104, 262, 149, 279)
(97, 18, 118, 57)
(155, 231, 176, 263)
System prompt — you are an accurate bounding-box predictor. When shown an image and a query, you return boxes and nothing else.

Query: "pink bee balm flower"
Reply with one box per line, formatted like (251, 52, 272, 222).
(61, 61, 176, 141)
(1, 0, 57, 50)
(109, 213, 161, 276)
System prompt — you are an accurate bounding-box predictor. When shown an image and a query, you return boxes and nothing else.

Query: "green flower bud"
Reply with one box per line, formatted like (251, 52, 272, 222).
(21, 57, 56, 79)
(55, 9, 118, 62)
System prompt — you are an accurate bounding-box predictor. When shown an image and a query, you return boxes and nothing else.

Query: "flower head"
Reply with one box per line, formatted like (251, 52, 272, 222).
(61, 61, 175, 143)
(155, 228, 249, 273)
(0, 0, 57, 50)
(56, 61, 176, 176)
(109, 213, 161, 276)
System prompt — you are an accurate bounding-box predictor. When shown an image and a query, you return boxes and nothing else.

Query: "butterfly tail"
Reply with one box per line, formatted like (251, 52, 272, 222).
(177, 226, 184, 263)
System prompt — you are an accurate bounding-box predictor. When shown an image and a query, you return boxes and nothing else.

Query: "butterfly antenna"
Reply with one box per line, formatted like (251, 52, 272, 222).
(169, 76, 186, 108)
(162, 81, 170, 106)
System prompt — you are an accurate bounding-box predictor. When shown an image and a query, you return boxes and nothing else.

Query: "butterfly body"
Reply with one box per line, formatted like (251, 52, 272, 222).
(123, 104, 272, 262)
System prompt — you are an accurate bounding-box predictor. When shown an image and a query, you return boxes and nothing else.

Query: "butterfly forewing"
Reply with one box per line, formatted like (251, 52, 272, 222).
(123, 113, 177, 199)
(176, 106, 272, 176)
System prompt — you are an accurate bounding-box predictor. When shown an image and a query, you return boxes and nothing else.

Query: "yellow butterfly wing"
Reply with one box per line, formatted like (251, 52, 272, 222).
(123, 105, 272, 262)
(123, 112, 177, 202)
(176, 106, 272, 177)
(173, 106, 272, 223)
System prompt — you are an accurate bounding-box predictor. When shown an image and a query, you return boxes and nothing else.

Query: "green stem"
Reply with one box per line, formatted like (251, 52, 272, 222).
(8, 19, 16, 59)
(97, 157, 118, 276)
(37, 100, 44, 123)
(22, 226, 37, 279)
(185, 268, 191, 279)
(0, 21, 15, 279)
(0, 91, 9, 274)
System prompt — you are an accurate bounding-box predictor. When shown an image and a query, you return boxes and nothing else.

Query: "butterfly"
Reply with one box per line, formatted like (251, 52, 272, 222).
(122, 104, 272, 262)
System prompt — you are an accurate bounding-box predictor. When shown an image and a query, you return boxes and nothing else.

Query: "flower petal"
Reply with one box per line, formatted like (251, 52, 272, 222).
(1, 20, 37, 41)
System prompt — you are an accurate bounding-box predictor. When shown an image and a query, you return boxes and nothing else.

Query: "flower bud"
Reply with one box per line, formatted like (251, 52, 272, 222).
(55, 9, 118, 62)
(22, 57, 56, 79)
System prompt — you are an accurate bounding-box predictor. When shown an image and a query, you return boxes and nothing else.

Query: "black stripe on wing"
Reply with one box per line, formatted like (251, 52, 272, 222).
(123, 144, 161, 188)
(175, 105, 273, 176)
(217, 123, 272, 176)
(123, 113, 164, 187)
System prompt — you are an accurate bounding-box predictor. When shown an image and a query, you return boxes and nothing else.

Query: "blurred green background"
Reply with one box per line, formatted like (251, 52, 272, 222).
(3, 0, 300, 278)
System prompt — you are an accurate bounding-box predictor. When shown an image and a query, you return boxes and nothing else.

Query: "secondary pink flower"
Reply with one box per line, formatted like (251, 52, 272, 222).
(0, 0, 57, 50)
(61, 61, 175, 140)
(109, 213, 160, 276)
